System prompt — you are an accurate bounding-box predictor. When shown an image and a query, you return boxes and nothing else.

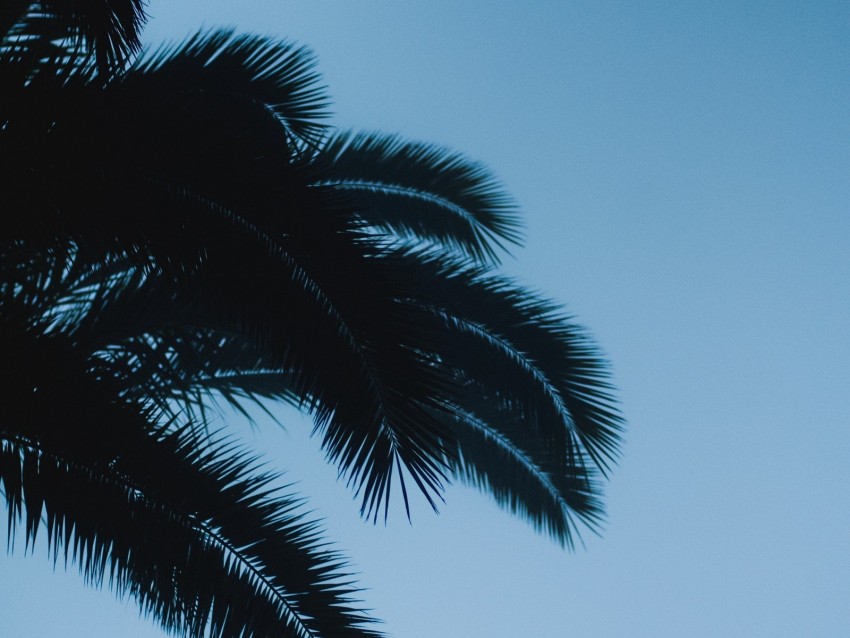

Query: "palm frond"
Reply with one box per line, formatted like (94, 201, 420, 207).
(0, 5, 97, 93)
(350, 250, 623, 543)
(313, 131, 523, 265)
(390, 251, 624, 471)
(436, 393, 603, 549)
(5, 242, 455, 523)
(30, 238, 621, 537)
(0, 316, 381, 638)
(134, 29, 329, 149)
(1, 1, 145, 76)
(39, 0, 145, 72)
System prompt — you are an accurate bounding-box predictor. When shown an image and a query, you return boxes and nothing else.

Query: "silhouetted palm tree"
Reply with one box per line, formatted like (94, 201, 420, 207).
(1, 5, 623, 637)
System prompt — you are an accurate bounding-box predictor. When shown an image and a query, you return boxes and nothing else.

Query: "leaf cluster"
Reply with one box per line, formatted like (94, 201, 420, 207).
(1, 4, 624, 636)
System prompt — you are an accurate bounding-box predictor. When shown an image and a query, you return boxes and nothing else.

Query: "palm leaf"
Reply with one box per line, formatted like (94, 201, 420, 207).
(134, 29, 330, 149)
(1, 1, 145, 76)
(437, 392, 604, 549)
(313, 131, 523, 265)
(0, 314, 381, 638)
(389, 251, 623, 470)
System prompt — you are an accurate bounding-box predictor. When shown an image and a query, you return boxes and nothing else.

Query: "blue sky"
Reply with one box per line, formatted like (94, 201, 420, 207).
(3, 2, 849, 636)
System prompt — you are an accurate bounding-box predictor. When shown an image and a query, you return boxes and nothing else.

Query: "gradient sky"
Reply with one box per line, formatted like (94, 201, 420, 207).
(3, 2, 849, 636)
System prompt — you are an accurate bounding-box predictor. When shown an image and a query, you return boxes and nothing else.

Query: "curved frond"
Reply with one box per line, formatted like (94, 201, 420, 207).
(21, 238, 622, 539)
(314, 131, 523, 265)
(391, 252, 624, 471)
(0, 316, 382, 638)
(354, 250, 623, 544)
(6, 243, 455, 524)
(134, 29, 329, 148)
(437, 394, 603, 549)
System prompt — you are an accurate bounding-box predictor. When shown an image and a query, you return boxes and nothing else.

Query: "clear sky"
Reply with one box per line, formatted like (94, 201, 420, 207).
(3, 2, 849, 636)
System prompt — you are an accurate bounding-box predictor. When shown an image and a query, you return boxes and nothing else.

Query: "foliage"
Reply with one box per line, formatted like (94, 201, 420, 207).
(0, 4, 623, 636)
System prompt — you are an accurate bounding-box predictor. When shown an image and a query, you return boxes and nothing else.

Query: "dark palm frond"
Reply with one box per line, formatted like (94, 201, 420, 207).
(436, 392, 604, 549)
(1, 1, 144, 77)
(34, 0, 145, 72)
(7, 242, 456, 524)
(134, 29, 330, 149)
(0, 6, 629, 638)
(391, 251, 624, 471)
(127, 251, 457, 523)
(2, 68, 311, 290)
(0, 437, 382, 638)
(3, 169, 617, 542)
(313, 131, 523, 266)
(25, 234, 621, 538)
(49, 242, 621, 543)
(0, 315, 382, 638)
(343, 249, 623, 545)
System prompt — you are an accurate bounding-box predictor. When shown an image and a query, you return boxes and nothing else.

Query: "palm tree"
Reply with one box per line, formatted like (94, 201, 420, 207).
(1, 4, 624, 637)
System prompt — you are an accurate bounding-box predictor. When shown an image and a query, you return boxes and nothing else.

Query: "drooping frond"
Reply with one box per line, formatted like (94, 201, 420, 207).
(389, 251, 624, 470)
(435, 393, 604, 549)
(313, 131, 523, 265)
(4, 242, 456, 525)
(0, 315, 382, 638)
(19, 232, 621, 543)
(351, 250, 623, 545)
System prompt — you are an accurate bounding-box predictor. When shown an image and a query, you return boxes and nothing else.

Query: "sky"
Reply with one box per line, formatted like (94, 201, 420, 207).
(3, 2, 849, 636)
